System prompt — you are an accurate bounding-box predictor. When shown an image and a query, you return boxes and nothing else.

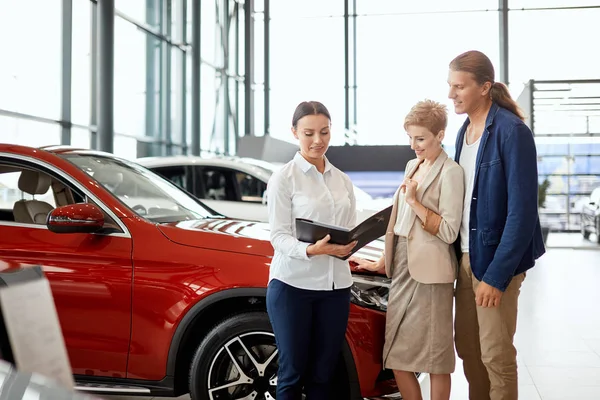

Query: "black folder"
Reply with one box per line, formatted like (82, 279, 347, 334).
(295, 205, 393, 260)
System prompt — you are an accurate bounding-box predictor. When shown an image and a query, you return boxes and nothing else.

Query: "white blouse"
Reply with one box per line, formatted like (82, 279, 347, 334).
(266, 152, 357, 291)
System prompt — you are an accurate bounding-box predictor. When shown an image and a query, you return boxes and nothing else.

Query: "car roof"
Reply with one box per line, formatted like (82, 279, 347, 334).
(0, 143, 118, 159)
(136, 154, 279, 180)
(136, 154, 270, 167)
(39, 144, 120, 158)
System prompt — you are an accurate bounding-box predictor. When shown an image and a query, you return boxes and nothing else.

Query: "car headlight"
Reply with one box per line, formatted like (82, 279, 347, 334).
(350, 274, 390, 312)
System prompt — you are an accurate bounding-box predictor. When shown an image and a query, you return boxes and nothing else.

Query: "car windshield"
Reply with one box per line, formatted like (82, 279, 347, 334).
(63, 153, 219, 223)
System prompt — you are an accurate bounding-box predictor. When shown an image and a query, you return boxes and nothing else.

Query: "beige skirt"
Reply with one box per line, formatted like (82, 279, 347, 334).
(382, 237, 455, 374)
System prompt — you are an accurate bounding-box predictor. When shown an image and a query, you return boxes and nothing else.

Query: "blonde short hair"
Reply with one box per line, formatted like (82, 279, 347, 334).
(403, 99, 448, 135)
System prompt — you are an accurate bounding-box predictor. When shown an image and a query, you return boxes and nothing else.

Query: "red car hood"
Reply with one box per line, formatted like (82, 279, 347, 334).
(157, 218, 385, 263)
(157, 218, 275, 257)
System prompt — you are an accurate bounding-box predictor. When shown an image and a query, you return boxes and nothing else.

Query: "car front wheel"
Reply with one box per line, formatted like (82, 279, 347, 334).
(188, 312, 285, 400)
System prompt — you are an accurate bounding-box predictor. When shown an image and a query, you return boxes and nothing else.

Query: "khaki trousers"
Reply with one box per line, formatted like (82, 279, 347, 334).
(454, 253, 525, 400)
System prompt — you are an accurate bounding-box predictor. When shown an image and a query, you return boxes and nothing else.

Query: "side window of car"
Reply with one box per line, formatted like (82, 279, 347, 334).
(0, 166, 56, 225)
(0, 162, 121, 232)
(200, 168, 237, 201)
(152, 166, 188, 190)
(235, 172, 266, 203)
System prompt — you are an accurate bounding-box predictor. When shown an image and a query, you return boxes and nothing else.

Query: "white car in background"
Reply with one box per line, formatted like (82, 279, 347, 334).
(137, 155, 388, 224)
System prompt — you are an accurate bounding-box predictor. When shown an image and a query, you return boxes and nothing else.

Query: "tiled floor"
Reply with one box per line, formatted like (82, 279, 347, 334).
(447, 247, 600, 400)
(106, 246, 600, 400)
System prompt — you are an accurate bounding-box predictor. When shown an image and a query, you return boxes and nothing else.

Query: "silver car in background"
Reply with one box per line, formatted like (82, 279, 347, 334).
(137, 155, 391, 224)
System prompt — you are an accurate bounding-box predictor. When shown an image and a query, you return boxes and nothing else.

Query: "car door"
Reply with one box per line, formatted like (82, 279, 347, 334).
(193, 166, 267, 221)
(0, 157, 133, 378)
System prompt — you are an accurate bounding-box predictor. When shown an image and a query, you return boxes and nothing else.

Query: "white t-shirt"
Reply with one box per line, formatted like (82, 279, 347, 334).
(459, 134, 482, 252)
(266, 152, 357, 291)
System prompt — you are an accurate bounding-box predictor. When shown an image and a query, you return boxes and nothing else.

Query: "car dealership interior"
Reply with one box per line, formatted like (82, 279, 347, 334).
(1, 1, 600, 399)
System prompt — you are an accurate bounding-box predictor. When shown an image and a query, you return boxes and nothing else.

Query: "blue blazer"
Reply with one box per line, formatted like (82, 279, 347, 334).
(454, 102, 546, 291)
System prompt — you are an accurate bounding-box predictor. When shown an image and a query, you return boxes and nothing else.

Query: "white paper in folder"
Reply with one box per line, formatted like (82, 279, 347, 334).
(0, 267, 75, 390)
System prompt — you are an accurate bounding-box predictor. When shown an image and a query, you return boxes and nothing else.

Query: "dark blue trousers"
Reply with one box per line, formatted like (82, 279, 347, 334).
(266, 279, 351, 400)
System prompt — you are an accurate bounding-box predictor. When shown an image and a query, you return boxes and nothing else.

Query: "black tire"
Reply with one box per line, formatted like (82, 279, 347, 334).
(186, 312, 285, 400)
(189, 312, 278, 400)
(188, 311, 352, 400)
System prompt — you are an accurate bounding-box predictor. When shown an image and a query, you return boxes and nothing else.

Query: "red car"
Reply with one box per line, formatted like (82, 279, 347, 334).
(0, 143, 398, 399)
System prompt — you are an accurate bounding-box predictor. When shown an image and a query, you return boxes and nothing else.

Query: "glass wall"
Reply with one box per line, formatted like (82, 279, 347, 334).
(355, 4, 499, 150)
(0, 0, 248, 160)
(199, 0, 246, 155)
(527, 80, 600, 231)
(508, 2, 600, 231)
(0, 0, 62, 147)
(72, 0, 92, 127)
(2, 1, 600, 232)
(508, 7, 600, 96)
(268, 0, 499, 150)
(0, 0, 62, 121)
(269, 0, 346, 145)
(112, 0, 190, 159)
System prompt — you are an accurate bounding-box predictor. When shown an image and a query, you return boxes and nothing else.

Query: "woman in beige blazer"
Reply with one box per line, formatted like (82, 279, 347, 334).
(351, 100, 464, 400)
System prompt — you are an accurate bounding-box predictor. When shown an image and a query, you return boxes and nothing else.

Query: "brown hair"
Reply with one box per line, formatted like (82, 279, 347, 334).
(449, 50, 525, 121)
(403, 99, 448, 135)
(292, 101, 331, 128)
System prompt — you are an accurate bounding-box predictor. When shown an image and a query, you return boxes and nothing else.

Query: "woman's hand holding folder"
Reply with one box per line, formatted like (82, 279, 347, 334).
(306, 234, 358, 258)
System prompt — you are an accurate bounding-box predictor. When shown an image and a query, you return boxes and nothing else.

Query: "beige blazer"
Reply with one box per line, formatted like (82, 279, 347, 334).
(384, 150, 465, 284)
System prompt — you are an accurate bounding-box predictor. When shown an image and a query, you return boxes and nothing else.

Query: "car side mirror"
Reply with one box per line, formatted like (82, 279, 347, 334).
(46, 203, 105, 234)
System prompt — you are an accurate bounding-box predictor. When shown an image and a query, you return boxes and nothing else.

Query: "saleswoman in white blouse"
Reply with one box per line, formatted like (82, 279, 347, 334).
(266, 101, 358, 400)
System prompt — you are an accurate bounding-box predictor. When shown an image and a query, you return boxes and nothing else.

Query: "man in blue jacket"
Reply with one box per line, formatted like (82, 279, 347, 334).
(448, 50, 545, 400)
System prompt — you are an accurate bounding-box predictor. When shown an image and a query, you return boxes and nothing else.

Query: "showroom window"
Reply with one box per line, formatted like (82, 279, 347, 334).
(508, 7, 600, 96)
(355, 8, 499, 148)
(0, 0, 62, 120)
(269, 3, 345, 145)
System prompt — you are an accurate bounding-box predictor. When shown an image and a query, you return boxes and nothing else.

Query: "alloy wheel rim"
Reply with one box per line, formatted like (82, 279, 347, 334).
(206, 331, 280, 400)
